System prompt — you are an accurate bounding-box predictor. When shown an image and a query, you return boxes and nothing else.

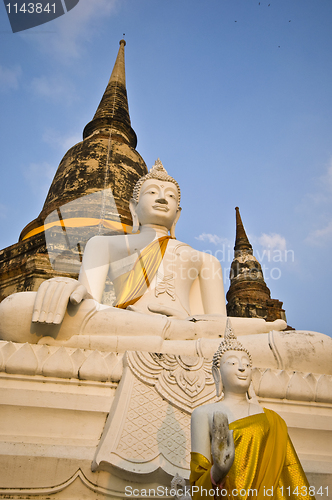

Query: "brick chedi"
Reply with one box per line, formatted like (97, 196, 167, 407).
(0, 40, 147, 303)
(226, 207, 286, 323)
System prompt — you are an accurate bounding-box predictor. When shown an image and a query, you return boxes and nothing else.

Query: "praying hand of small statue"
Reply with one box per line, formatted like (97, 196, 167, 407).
(210, 412, 234, 486)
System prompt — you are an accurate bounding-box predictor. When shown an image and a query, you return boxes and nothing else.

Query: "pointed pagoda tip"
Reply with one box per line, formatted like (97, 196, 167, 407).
(82, 38, 137, 147)
(109, 38, 126, 86)
(234, 206, 252, 252)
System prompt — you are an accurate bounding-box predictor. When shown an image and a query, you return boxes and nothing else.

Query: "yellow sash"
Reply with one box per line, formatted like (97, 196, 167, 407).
(254, 408, 287, 500)
(190, 409, 313, 500)
(190, 452, 215, 500)
(113, 236, 171, 309)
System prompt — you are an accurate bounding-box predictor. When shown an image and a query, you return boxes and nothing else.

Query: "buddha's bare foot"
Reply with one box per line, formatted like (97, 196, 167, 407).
(211, 412, 234, 484)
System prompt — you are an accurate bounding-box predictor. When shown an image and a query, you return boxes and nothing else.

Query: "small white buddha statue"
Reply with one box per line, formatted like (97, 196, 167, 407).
(190, 321, 313, 500)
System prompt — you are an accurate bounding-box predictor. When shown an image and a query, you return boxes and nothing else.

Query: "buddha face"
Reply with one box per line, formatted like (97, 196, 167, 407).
(219, 350, 252, 395)
(133, 179, 180, 229)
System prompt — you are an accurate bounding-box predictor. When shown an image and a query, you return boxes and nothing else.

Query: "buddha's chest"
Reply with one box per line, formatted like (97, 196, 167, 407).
(160, 244, 203, 282)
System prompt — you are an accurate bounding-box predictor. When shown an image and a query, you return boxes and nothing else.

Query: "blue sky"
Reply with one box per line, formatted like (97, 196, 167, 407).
(0, 0, 331, 336)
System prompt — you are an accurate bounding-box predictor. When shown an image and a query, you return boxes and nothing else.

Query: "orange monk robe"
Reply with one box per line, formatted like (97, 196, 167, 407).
(190, 409, 314, 500)
(113, 236, 171, 310)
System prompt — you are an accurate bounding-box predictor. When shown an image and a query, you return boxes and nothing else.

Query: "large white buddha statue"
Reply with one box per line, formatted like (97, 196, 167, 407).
(0, 160, 286, 352)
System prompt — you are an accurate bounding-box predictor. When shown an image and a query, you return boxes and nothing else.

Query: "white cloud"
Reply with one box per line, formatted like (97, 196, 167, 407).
(0, 65, 22, 91)
(306, 220, 332, 246)
(43, 129, 82, 151)
(30, 74, 77, 104)
(195, 233, 223, 245)
(195, 233, 233, 246)
(22, 0, 119, 61)
(257, 233, 287, 251)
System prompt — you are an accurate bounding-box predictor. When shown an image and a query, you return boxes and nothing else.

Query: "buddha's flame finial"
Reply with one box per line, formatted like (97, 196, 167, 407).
(212, 318, 252, 368)
(224, 317, 237, 341)
(150, 158, 167, 174)
(132, 158, 181, 208)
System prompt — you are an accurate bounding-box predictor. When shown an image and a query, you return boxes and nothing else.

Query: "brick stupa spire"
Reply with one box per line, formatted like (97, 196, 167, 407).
(234, 206, 252, 252)
(83, 39, 137, 147)
(226, 207, 287, 323)
(0, 40, 147, 303)
(21, 39, 146, 239)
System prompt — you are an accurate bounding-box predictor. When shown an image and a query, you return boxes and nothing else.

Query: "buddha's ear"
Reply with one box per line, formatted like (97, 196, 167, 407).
(212, 365, 222, 398)
(129, 199, 140, 234)
(170, 207, 182, 238)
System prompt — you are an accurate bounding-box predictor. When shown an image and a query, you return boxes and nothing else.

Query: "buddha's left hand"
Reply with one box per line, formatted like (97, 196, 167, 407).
(211, 412, 235, 484)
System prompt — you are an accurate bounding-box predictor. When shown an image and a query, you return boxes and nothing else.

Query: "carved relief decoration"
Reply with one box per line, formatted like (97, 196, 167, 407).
(126, 349, 220, 412)
(93, 349, 220, 478)
(116, 377, 190, 470)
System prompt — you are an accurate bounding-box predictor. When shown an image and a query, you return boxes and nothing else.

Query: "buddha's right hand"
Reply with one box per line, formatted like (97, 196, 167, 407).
(211, 412, 235, 484)
(32, 277, 89, 325)
(147, 304, 188, 320)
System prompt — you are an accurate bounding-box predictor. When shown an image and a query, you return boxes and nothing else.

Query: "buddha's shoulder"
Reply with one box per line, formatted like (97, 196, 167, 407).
(191, 402, 227, 420)
(170, 241, 221, 261)
(168, 240, 207, 257)
(86, 234, 132, 256)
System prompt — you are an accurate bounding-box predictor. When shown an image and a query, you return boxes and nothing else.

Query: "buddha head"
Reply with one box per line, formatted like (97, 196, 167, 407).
(130, 159, 181, 237)
(212, 319, 253, 397)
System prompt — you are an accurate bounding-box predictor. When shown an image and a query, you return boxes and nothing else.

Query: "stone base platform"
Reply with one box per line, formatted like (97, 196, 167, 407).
(0, 341, 331, 499)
